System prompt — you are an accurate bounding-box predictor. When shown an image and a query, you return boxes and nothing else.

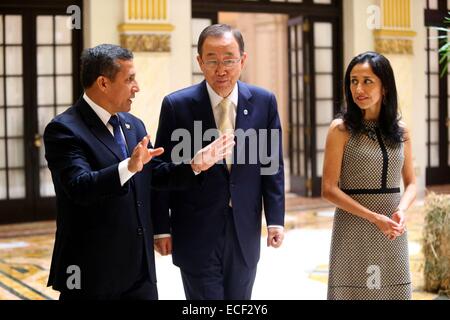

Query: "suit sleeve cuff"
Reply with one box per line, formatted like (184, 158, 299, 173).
(118, 158, 135, 186)
(267, 225, 284, 230)
(154, 233, 171, 239)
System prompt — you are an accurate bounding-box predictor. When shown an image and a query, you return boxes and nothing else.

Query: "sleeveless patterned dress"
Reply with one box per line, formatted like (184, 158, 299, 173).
(327, 120, 412, 300)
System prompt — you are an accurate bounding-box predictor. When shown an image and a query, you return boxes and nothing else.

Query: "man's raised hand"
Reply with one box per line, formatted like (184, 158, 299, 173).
(191, 133, 235, 172)
(128, 135, 164, 173)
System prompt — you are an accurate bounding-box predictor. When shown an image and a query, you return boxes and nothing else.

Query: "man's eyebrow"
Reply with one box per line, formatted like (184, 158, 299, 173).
(204, 52, 235, 57)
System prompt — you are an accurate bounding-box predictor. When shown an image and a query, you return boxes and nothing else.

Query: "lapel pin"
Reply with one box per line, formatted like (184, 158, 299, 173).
(125, 123, 131, 130)
(243, 109, 248, 116)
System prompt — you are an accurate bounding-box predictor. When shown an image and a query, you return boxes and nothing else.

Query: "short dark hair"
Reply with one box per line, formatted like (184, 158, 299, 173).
(197, 24, 245, 56)
(80, 44, 133, 89)
(342, 51, 404, 144)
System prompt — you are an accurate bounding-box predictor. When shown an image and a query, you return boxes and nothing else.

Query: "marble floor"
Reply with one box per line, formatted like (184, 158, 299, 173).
(0, 194, 447, 300)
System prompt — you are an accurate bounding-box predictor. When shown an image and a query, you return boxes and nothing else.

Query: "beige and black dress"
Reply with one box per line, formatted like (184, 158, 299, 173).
(327, 120, 412, 300)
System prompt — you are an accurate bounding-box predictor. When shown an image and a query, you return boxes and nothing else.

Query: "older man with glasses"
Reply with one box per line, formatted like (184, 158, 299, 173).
(151, 24, 285, 300)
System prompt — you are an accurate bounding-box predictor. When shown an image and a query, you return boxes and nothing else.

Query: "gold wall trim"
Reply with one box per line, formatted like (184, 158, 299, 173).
(374, 39, 413, 55)
(118, 23, 174, 32)
(382, 0, 411, 29)
(373, 30, 417, 38)
(120, 34, 171, 52)
(126, 0, 167, 21)
(375, 0, 415, 55)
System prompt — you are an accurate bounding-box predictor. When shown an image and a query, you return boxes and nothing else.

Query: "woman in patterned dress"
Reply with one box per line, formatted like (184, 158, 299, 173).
(322, 52, 417, 300)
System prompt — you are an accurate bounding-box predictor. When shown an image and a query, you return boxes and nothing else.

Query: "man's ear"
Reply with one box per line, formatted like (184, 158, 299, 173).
(96, 76, 108, 92)
(196, 55, 203, 71)
(240, 52, 248, 67)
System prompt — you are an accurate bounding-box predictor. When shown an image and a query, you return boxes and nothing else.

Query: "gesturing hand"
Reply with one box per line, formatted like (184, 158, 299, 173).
(128, 135, 164, 173)
(190, 133, 235, 172)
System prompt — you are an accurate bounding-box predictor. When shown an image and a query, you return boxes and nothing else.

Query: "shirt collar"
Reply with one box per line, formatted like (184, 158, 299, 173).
(83, 92, 114, 126)
(206, 82, 238, 108)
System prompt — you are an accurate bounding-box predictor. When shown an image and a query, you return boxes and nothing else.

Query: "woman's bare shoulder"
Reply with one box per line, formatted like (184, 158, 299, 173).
(327, 118, 350, 146)
(329, 118, 349, 134)
(399, 120, 411, 140)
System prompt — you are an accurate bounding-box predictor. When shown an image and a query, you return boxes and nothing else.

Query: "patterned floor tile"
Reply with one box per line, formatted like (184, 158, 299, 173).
(0, 199, 447, 300)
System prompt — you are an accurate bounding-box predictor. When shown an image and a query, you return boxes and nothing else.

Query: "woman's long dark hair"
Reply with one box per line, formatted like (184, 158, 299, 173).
(342, 51, 404, 143)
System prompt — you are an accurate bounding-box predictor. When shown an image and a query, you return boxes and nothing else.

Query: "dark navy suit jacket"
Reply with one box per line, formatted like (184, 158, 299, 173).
(44, 97, 197, 295)
(151, 80, 285, 271)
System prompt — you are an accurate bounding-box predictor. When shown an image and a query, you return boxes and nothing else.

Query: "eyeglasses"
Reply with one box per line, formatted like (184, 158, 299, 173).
(202, 58, 242, 69)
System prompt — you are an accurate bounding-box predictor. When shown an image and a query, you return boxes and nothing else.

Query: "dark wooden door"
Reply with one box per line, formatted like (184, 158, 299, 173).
(0, 0, 82, 224)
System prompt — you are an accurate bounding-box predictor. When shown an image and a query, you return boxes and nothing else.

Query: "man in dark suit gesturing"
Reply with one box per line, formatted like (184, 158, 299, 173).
(152, 25, 285, 300)
(44, 44, 234, 300)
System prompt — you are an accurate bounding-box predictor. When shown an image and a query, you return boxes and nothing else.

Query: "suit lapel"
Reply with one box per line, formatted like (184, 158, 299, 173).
(117, 113, 137, 155)
(235, 81, 254, 132)
(233, 81, 255, 173)
(190, 81, 255, 175)
(190, 81, 217, 139)
(191, 81, 229, 173)
(77, 97, 125, 161)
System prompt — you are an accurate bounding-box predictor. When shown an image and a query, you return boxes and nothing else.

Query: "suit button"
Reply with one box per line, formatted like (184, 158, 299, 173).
(137, 201, 142, 207)
(137, 227, 144, 236)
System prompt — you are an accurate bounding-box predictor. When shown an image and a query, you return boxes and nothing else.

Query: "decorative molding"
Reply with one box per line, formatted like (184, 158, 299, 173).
(118, 23, 174, 32)
(118, 0, 173, 52)
(373, 0, 416, 55)
(373, 29, 417, 38)
(374, 39, 413, 55)
(120, 34, 170, 52)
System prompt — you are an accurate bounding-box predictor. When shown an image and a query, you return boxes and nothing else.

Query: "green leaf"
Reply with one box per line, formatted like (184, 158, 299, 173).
(433, 14, 450, 77)
(439, 43, 450, 51)
(432, 27, 450, 33)
(440, 63, 448, 77)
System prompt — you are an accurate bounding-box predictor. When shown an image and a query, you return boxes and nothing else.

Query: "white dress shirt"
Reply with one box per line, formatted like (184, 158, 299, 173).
(83, 93, 134, 186)
(206, 82, 238, 128)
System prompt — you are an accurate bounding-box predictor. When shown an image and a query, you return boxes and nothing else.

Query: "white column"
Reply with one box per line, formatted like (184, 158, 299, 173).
(83, 0, 123, 46)
(343, 0, 375, 65)
(410, 1, 427, 198)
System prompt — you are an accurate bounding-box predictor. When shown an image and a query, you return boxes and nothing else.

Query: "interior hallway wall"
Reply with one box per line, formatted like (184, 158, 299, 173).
(410, 0, 427, 198)
(219, 12, 289, 158)
(343, 0, 375, 65)
(83, 0, 192, 139)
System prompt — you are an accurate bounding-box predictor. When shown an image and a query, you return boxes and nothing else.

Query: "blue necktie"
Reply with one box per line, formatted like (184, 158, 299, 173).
(108, 115, 128, 160)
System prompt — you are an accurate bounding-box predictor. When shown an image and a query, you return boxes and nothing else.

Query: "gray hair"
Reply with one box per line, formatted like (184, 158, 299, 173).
(197, 24, 245, 56)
